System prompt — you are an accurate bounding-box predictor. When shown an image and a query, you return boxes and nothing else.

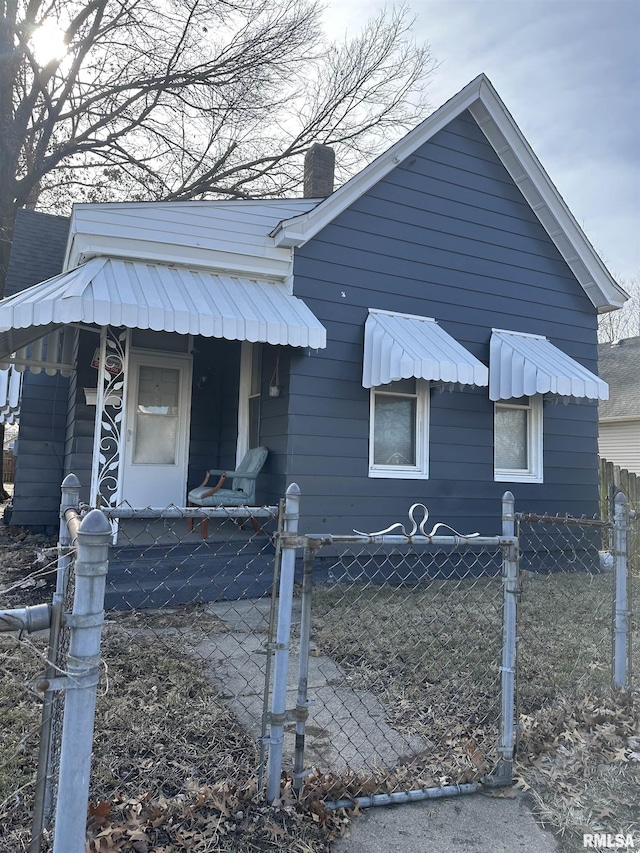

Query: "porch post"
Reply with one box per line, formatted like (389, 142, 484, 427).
(89, 327, 130, 509)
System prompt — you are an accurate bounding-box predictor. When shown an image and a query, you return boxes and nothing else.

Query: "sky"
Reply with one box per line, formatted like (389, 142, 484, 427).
(323, 0, 640, 284)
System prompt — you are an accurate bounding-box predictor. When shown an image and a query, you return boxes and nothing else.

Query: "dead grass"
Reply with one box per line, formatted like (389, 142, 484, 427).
(0, 622, 350, 852)
(311, 570, 640, 849)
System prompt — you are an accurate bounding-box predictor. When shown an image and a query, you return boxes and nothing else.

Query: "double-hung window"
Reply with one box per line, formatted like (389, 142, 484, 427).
(369, 378, 429, 478)
(494, 396, 542, 482)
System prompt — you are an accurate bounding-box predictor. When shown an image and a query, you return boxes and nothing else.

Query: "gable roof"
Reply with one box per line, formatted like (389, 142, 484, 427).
(5, 209, 69, 297)
(598, 337, 640, 419)
(271, 74, 626, 314)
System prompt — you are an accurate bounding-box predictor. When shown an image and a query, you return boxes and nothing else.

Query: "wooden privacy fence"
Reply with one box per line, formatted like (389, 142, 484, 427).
(600, 457, 639, 571)
(3, 451, 15, 483)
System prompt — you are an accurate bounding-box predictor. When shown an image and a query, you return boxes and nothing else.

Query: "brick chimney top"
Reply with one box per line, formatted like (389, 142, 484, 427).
(303, 144, 335, 198)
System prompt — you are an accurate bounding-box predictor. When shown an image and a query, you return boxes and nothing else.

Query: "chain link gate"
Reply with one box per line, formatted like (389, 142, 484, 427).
(264, 486, 519, 807)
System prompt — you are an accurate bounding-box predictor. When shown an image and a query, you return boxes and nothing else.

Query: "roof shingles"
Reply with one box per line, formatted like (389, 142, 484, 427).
(5, 209, 69, 298)
(598, 337, 640, 419)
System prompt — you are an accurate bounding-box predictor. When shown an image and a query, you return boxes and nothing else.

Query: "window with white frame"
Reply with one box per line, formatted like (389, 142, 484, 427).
(248, 344, 262, 449)
(494, 395, 543, 482)
(369, 378, 429, 478)
(237, 342, 262, 464)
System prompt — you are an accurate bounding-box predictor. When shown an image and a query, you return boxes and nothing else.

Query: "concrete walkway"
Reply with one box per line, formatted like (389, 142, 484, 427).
(333, 792, 559, 852)
(200, 598, 426, 771)
(200, 598, 558, 853)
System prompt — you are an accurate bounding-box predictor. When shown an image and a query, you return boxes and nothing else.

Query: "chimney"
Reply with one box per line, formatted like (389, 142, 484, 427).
(303, 144, 335, 198)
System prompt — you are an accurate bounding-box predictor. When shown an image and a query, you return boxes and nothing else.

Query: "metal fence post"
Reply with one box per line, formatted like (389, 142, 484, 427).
(258, 498, 285, 793)
(293, 545, 314, 795)
(30, 474, 83, 852)
(613, 491, 630, 692)
(266, 483, 300, 803)
(495, 490, 518, 785)
(51, 508, 111, 853)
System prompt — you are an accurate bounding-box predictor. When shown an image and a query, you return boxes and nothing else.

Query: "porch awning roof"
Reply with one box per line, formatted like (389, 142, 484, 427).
(489, 328, 608, 401)
(0, 257, 327, 360)
(362, 309, 488, 388)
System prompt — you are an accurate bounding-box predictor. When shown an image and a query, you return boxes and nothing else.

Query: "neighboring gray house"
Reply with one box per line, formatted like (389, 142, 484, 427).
(0, 75, 625, 535)
(2, 209, 69, 531)
(598, 337, 640, 475)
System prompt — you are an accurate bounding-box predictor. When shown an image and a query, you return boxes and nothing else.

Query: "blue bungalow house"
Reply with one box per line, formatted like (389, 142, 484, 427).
(0, 75, 625, 535)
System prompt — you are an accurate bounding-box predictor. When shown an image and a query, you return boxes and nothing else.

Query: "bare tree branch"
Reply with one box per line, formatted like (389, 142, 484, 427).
(0, 0, 437, 294)
(599, 277, 640, 343)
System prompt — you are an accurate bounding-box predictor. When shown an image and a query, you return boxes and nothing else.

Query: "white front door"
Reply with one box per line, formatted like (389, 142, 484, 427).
(121, 350, 192, 507)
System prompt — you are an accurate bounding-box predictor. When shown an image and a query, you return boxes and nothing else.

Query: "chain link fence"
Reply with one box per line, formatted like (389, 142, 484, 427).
(515, 500, 636, 747)
(516, 513, 615, 714)
(299, 537, 508, 799)
(0, 630, 49, 852)
(1, 480, 636, 851)
(510, 496, 637, 843)
(0, 542, 59, 853)
(86, 503, 283, 845)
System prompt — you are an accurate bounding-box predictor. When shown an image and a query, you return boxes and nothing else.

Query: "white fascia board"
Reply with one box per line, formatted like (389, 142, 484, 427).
(67, 236, 294, 282)
(273, 73, 626, 313)
(271, 76, 486, 248)
(64, 206, 82, 271)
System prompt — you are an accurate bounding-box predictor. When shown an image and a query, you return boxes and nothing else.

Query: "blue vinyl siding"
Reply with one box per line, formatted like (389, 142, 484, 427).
(63, 331, 100, 506)
(11, 371, 69, 531)
(5, 210, 70, 530)
(287, 110, 601, 534)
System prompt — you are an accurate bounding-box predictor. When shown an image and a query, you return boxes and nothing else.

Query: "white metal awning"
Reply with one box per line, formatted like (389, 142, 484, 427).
(0, 367, 22, 424)
(0, 327, 76, 376)
(362, 309, 488, 388)
(489, 329, 608, 401)
(0, 257, 327, 361)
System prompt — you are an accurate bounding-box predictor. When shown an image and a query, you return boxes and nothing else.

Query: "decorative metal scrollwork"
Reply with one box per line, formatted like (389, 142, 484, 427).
(354, 503, 479, 538)
(94, 328, 127, 508)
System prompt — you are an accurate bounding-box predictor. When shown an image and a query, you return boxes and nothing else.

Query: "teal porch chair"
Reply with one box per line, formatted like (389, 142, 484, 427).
(187, 446, 268, 538)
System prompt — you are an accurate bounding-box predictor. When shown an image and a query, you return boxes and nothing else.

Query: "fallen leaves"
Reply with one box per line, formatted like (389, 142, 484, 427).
(84, 774, 352, 853)
(515, 692, 640, 848)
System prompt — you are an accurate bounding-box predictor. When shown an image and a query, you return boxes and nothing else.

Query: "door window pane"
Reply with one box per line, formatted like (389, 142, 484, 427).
(133, 366, 180, 464)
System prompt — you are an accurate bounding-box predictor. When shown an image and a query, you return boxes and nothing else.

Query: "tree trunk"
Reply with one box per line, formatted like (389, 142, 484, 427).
(0, 208, 16, 501)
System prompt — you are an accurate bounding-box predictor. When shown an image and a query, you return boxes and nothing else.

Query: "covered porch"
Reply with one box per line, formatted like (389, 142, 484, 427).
(0, 256, 326, 521)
